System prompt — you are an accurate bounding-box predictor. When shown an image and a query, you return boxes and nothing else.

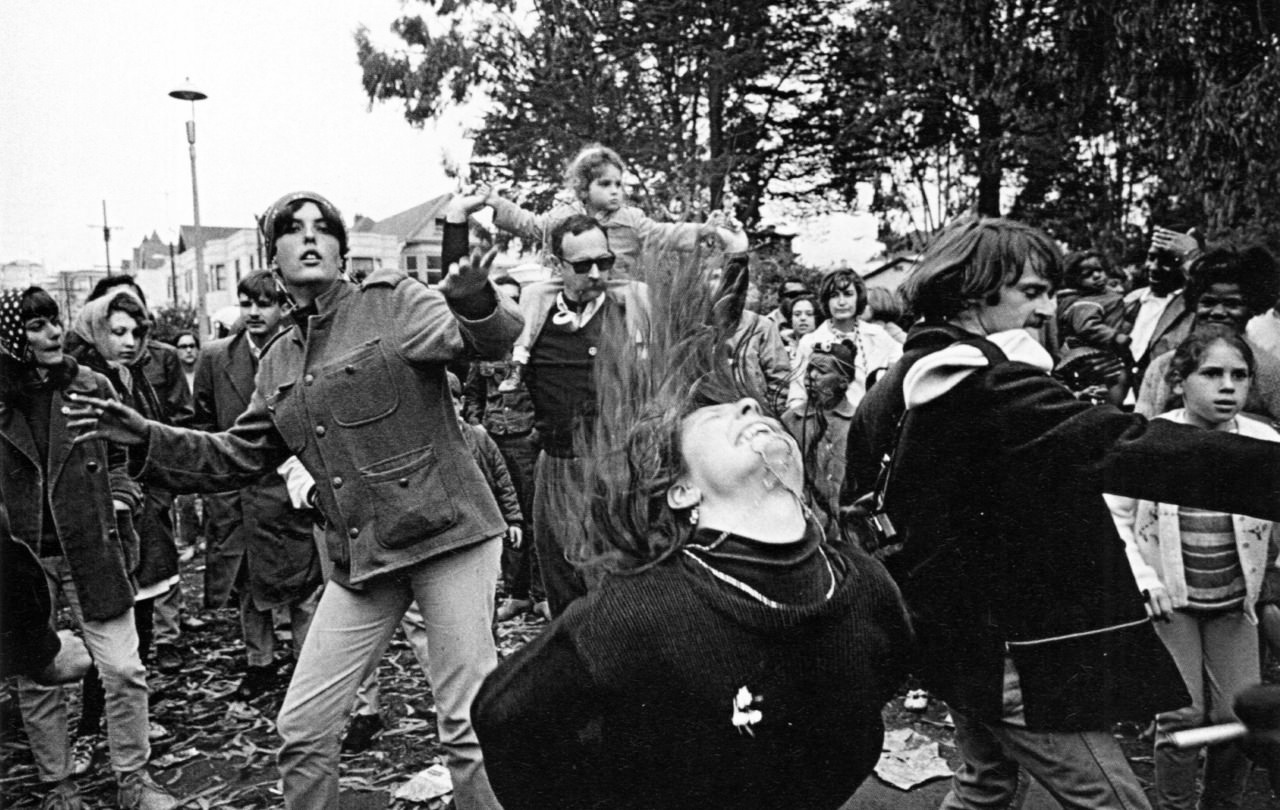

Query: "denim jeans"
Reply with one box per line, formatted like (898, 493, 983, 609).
(1153, 609, 1258, 810)
(352, 601, 430, 716)
(941, 710, 1151, 809)
(16, 556, 151, 781)
(275, 537, 502, 810)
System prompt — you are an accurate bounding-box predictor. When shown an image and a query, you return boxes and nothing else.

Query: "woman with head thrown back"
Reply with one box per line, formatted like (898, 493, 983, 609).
(471, 258, 911, 810)
(0, 287, 178, 808)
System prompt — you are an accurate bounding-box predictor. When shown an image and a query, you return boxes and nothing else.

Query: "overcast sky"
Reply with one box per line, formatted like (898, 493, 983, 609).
(1, 1, 489, 273)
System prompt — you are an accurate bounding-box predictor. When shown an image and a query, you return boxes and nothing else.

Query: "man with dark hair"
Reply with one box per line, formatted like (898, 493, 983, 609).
(766, 275, 810, 328)
(1122, 226, 1200, 393)
(522, 214, 649, 616)
(845, 217, 1280, 810)
(192, 270, 322, 700)
(1136, 245, 1280, 420)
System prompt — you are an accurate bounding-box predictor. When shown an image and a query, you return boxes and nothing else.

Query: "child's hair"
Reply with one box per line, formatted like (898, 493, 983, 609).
(1062, 250, 1112, 289)
(565, 144, 625, 201)
(1185, 245, 1280, 316)
(1166, 324, 1256, 387)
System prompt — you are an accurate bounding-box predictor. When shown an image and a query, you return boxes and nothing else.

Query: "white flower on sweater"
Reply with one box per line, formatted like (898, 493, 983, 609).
(731, 686, 763, 735)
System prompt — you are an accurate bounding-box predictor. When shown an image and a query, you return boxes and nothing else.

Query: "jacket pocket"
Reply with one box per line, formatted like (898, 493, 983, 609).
(320, 341, 399, 427)
(360, 444, 457, 549)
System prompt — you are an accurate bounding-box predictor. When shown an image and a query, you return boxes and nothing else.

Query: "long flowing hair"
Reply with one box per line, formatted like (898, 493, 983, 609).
(572, 251, 780, 578)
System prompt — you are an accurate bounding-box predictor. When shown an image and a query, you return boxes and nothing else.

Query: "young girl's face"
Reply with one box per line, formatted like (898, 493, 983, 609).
(1175, 340, 1251, 430)
(585, 165, 624, 214)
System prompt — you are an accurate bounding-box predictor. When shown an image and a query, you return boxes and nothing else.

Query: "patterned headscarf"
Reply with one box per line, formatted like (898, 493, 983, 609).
(0, 289, 26, 361)
(72, 288, 148, 382)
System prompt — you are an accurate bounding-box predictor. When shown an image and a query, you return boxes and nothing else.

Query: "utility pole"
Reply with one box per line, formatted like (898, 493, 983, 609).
(169, 242, 179, 308)
(91, 200, 123, 275)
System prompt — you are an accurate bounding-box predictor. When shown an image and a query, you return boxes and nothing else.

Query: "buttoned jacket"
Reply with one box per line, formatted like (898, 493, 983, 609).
(0, 365, 141, 619)
(192, 330, 321, 607)
(136, 269, 523, 586)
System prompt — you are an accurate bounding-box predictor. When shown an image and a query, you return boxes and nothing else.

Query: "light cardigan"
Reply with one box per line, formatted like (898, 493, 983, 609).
(1106, 409, 1280, 624)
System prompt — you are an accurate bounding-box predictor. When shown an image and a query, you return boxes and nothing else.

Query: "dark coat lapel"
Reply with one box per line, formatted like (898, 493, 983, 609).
(219, 333, 256, 409)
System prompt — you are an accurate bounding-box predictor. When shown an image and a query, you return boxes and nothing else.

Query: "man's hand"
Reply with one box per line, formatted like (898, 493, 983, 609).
(440, 245, 501, 302)
(1151, 227, 1198, 261)
(63, 393, 150, 446)
(506, 524, 524, 549)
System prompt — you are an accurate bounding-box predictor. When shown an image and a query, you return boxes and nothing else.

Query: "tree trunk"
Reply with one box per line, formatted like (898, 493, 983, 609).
(976, 97, 1002, 217)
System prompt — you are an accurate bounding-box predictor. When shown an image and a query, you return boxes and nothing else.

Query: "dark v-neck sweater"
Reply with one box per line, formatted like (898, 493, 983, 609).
(474, 532, 911, 810)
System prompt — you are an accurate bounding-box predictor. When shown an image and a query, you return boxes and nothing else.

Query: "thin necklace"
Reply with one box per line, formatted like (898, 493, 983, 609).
(682, 545, 836, 609)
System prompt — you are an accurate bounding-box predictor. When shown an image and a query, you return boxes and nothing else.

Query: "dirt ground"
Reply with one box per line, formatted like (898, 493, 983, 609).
(2, 558, 1277, 809)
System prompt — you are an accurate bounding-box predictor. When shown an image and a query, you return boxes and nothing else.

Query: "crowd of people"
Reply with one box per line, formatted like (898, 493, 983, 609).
(3, 142, 1280, 810)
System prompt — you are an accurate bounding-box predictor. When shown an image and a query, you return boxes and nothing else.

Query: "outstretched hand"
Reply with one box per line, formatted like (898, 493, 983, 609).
(440, 244, 501, 301)
(62, 393, 150, 447)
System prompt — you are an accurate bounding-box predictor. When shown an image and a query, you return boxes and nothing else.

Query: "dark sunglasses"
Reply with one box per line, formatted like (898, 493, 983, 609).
(176, 342, 197, 349)
(566, 254, 616, 275)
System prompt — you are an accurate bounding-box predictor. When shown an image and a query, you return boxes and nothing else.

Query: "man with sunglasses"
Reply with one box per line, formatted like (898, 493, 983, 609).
(523, 214, 650, 615)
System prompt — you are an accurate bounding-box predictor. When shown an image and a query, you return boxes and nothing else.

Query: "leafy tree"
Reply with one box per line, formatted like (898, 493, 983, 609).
(150, 305, 199, 345)
(828, 0, 1280, 253)
(355, 0, 843, 227)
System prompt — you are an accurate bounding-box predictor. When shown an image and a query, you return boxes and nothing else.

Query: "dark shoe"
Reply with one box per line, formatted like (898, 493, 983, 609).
(117, 768, 179, 810)
(341, 713, 385, 754)
(39, 779, 83, 810)
(233, 664, 277, 701)
(153, 644, 183, 673)
(495, 598, 533, 622)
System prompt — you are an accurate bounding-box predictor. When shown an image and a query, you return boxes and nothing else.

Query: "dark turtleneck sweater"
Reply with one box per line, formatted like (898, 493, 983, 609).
(474, 530, 911, 810)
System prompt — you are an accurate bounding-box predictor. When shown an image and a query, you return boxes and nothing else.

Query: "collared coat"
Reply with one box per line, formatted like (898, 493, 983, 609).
(846, 323, 1280, 730)
(191, 329, 321, 609)
(134, 252, 523, 587)
(0, 364, 142, 621)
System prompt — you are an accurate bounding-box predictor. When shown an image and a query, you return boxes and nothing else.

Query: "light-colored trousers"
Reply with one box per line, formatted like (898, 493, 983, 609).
(274, 538, 502, 810)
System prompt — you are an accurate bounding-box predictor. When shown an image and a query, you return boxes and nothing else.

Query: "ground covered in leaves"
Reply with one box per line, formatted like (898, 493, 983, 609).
(3, 557, 1278, 808)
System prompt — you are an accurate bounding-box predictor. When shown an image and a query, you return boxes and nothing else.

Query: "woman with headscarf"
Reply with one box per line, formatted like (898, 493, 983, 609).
(0, 287, 178, 809)
(64, 287, 180, 769)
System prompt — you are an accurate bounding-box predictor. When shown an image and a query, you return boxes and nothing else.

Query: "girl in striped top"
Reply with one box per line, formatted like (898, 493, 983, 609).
(1109, 326, 1280, 810)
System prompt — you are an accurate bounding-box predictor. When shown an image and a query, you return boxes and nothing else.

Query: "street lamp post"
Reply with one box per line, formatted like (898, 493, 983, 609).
(169, 79, 208, 339)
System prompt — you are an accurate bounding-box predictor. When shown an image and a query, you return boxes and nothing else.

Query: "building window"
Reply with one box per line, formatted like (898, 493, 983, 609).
(427, 254, 442, 270)
(234, 258, 241, 284)
(405, 255, 419, 271)
(213, 264, 228, 291)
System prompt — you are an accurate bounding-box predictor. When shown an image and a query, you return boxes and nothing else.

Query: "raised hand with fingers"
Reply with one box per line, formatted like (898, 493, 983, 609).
(62, 392, 150, 446)
(440, 244, 501, 302)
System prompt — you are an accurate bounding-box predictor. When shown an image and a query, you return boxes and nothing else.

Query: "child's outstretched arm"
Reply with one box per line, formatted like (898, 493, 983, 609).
(486, 188, 563, 248)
